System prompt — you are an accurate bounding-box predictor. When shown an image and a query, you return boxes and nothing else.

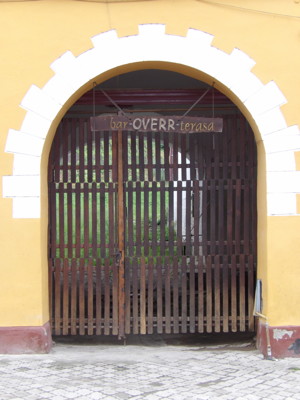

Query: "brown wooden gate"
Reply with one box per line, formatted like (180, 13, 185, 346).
(48, 113, 257, 336)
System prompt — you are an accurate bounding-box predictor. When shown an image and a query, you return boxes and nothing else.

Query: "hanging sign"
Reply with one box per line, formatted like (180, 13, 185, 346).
(90, 115, 223, 133)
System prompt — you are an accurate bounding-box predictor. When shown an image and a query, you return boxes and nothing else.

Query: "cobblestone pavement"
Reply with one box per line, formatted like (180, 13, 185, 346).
(0, 335, 300, 400)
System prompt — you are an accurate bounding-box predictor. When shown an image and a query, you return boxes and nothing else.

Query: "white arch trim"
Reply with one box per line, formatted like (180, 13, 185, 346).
(3, 24, 300, 218)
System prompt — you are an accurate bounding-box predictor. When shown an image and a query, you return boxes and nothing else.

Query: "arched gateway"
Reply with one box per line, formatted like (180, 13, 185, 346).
(48, 71, 257, 337)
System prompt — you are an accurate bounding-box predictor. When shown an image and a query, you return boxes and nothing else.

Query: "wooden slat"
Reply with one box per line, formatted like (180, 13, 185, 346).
(160, 181, 166, 255)
(104, 258, 110, 335)
(176, 181, 182, 256)
(147, 257, 154, 334)
(239, 254, 246, 331)
(165, 257, 171, 334)
(125, 257, 131, 334)
(95, 259, 102, 335)
(79, 258, 85, 335)
(181, 256, 187, 333)
(143, 182, 149, 256)
(214, 255, 221, 333)
(151, 182, 158, 256)
(70, 259, 77, 335)
(197, 256, 204, 333)
(231, 255, 237, 332)
(155, 132, 161, 181)
(132, 258, 139, 334)
(147, 132, 153, 181)
(222, 256, 229, 332)
(87, 259, 94, 335)
(131, 132, 137, 181)
(63, 258, 69, 335)
(173, 257, 179, 334)
(156, 257, 163, 334)
(136, 182, 142, 257)
(54, 259, 61, 335)
(139, 132, 145, 181)
(127, 181, 134, 257)
(112, 255, 119, 335)
(206, 255, 212, 333)
(140, 258, 146, 334)
(248, 254, 255, 331)
(189, 256, 195, 333)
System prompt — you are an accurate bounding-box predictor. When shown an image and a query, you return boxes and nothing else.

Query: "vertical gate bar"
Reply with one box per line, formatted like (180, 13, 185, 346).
(127, 181, 134, 257)
(70, 258, 77, 335)
(189, 133, 196, 181)
(125, 257, 131, 334)
(168, 181, 175, 256)
(165, 257, 171, 334)
(92, 182, 97, 259)
(239, 254, 246, 331)
(193, 180, 200, 256)
(202, 180, 208, 257)
(244, 182, 250, 256)
(104, 257, 110, 335)
(147, 257, 154, 334)
(214, 255, 221, 332)
(111, 182, 117, 258)
(181, 133, 187, 181)
(147, 132, 153, 181)
(87, 259, 94, 335)
(131, 132, 137, 181)
(185, 181, 192, 256)
(218, 179, 224, 257)
(84, 183, 89, 259)
(63, 258, 69, 335)
(189, 256, 195, 333)
(176, 181, 182, 256)
(95, 130, 101, 182)
(222, 255, 229, 332)
(231, 255, 237, 332)
(235, 179, 241, 256)
(206, 255, 213, 333)
(239, 117, 246, 181)
(160, 181, 166, 255)
(122, 131, 128, 182)
(163, 131, 170, 181)
(100, 182, 106, 258)
(117, 129, 126, 339)
(79, 119, 85, 183)
(95, 259, 102, 335)
(87, 120, 93, 182)
(79, 257, 85, 335)
(75, 183, 81, 258)
(210, 179, 216, 256)
(59, 183, 65, 259)
(227, 180, 233, 257)
(248, 254, 255, 330)
(173, 132, 178, 181)
(62, 119, 69, 183)
(132, 257, 139, 334)
(104, 131, 110, 182)
(173, 257, 179, 334)
(155, 132, 161, 181)
(157, 256, 163, 334)
(70, 119, 77, 183)
(139, 132, 145, 182)
(112, 254, 119, 335)
(112, 130, 118, 182)
(54, 259, 61, 335)
(136, 181, 142, 257)
(140, 258, 146, 334)
(181, 256, 187, 333)
(197, 256, 204, 333)
(143, 181, 149, 256)
(151, 181, 158, 256)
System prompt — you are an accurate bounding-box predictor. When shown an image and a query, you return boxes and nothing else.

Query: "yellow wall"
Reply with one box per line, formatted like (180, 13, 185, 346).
(0, 0, 300, 327)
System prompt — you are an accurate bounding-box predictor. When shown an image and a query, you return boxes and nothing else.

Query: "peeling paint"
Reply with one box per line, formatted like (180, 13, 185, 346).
(273, 329, 293, 341)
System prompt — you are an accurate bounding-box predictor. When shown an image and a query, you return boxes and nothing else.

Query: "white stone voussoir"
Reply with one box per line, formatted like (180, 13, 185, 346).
(3, 24, 298, 217)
